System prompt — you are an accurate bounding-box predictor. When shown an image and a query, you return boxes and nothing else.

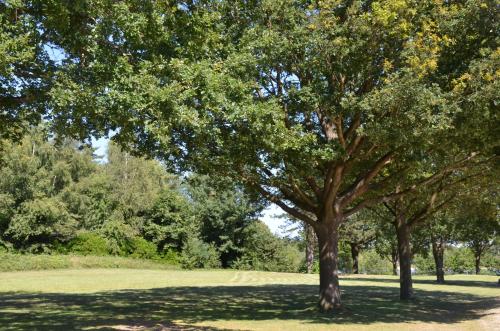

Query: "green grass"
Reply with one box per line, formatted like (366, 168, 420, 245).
(0, 269, 498, 330)
(0, 253, 178, 272)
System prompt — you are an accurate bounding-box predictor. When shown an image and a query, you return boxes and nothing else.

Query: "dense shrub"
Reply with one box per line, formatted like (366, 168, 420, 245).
(158, 249, 182, 265)
(68, 232, 109, 256)
(446, 247, 475, 273)
(5, 198, 77, 252)
(414, 254, 435, 275)
(143, 189, 194, 252)
(338, 241, 353, 273)
(181, 237, 221, 269)
(359, 250, 392, 275)
(232, 221, 303, 272)
(481, 249, 500, 272)
(99, 215, 136, 255)
(129, 237, 158, 259)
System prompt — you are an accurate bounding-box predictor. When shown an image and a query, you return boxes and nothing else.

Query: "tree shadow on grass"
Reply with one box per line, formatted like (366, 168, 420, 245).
(345, 276, 499, 288)
(0, 283, 498, 330)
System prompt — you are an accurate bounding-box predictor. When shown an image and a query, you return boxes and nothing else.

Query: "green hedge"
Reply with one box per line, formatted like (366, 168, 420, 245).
(0, 253, 179, 272)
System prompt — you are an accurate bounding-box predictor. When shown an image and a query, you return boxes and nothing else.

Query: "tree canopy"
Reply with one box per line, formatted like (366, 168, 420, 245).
(0, 0, 498, 311)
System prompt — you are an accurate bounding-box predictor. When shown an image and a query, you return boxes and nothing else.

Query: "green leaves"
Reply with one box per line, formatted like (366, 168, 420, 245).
(6, 197, 76, 252)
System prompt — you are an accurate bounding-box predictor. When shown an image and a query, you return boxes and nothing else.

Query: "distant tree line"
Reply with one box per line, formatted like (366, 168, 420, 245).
(0, 129, 303, 272)
(290, 200, 499, 279)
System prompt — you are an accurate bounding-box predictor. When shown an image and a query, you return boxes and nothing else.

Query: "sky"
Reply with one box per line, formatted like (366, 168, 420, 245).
(91, 137, 293, 236)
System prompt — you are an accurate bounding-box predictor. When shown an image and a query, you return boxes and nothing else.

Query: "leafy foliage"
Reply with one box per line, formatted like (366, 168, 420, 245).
(180, 236, 221, 269)
(67, 232, 109, 256)
(233, 221, 303, 273)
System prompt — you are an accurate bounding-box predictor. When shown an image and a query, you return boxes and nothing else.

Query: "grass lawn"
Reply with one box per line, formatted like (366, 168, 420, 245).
(0, 269, 498, 330)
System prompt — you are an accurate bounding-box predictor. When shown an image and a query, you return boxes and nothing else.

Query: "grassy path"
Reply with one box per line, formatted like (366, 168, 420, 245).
(1, 269, 498, 330)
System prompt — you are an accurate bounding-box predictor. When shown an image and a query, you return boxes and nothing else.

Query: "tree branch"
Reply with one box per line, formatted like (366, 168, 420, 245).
(344, 113, 361, 141)
(256, 185, 317, 227)
(305, 176, 322, 200)
(340, 151, 394, 208)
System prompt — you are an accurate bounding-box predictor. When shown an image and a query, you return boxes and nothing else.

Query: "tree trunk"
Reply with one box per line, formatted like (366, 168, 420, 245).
(316, 222, 342, 311)
(391, 247, 398, 276)
(394, 216, 413, 300)
(305, 224, 315, 274)
(350, 243, 360, 274)
(432, 237, 445, 283)
(474, 252, 481, 275)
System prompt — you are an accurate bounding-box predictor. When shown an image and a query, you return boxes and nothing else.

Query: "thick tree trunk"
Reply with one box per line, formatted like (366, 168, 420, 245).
(474, 253, 481, 275)
(395, 216, 413, 300)
(350, 243, 360, 274)
(305, 224, 315, 274)
(316, 222, 342, 311)
(432, 238, 445, 283)
(391, 247, 398, 276)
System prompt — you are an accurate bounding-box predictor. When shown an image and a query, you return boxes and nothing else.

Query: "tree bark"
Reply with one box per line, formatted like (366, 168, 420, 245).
(474, 251, 481, 275)
(316, 221, 342, 311)
(350, 242, 360, 274)
(394, 215, 414, 300)
(391, 247, 398, 276)
(305, 224, 315, 274)
(432, 237, 445, 283)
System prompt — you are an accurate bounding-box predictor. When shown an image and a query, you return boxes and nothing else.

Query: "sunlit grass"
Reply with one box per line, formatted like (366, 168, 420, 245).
(1, 269, 498, 330)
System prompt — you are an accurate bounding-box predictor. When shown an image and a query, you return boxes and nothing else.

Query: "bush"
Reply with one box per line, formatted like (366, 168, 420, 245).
(181, 237, 221, 269)
(298, 259, 320, 273)
(232, 221, 303, 272)
(359, 250, 392, 275)
(446, 247, 475, 273)
(68, 232, 109, 256)
(481, 249, 500, 271)
(338, 241, 353, 273)
(129, 237, 158, 259)
(414, 254, 435, 275)
(158, 249, 182, 265)
(5, 198, 77, 253)
(99, 214, 136, 256)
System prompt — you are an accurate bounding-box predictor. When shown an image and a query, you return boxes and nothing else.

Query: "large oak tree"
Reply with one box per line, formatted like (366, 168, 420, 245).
(2, 0, 498, 310)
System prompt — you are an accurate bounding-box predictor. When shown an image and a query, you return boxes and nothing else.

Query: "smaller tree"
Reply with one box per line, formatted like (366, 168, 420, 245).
(5, 198, 77, 252)
(234, 221, 303, 273)
(413, 211, 456, 283)
(340, 212, 377, 274)
(143, 188, 194, 253)
(454, 199, 499, 274)
(186, 175, 262, 267)
(370, 209, 399, 276)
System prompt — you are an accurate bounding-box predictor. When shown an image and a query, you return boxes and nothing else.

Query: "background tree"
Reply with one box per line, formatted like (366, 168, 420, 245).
(232, 221, 303, 273)
(340, 212, 376, 274)
(186, 175, 262, 267)
(381, 177, 464, 299)
(0, 129, 94, 251)
(143, 187, 194, 254)
(414, 208, 461, 283)
(304, 223, 317, 274)
(454, 198, 499, 274)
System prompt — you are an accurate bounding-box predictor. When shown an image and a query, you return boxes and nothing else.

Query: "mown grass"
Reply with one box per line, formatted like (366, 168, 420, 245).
(0, 253, 178, 272)
(0, 269, 498, 331)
